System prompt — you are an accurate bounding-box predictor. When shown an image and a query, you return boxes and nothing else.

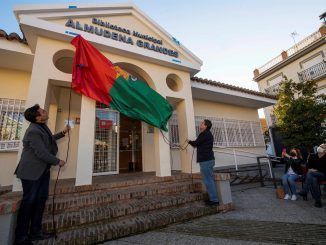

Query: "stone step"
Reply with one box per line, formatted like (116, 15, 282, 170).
(45, 181, 202, 213)
(49, 173, 195, 196)
(36, 201, 233, 245)
(42, 192, 205, 232)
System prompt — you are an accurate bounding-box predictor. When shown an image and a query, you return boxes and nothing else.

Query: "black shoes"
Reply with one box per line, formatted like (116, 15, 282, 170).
(205, 200, 220, 206)
(29, 232, 55, 241)
(13, 240, 33, 245)
(15, 232, 55, 244)
(314, 201, 322, 208)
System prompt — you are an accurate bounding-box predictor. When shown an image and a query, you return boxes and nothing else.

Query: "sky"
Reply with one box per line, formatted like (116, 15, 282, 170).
(0, 0, 325, 116)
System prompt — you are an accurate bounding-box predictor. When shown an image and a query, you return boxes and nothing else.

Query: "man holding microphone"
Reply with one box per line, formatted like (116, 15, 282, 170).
(14, 104, 70, 245)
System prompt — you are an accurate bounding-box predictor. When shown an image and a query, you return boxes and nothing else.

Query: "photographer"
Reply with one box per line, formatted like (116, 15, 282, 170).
(281, 148, 304, 201)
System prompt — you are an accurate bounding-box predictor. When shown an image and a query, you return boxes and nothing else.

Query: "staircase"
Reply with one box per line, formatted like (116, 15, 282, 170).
(34, 173, 233, 244)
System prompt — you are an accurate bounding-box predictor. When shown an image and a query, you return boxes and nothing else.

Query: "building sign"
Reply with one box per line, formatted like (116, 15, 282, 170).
(65, 18, 179, 58)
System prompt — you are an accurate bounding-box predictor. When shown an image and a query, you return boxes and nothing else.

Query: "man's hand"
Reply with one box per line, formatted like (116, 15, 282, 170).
(63, 125, 71, 134)
(309, 168, 317, 172)
(59, 160, 66, 167)
(61, 125, 71, 136)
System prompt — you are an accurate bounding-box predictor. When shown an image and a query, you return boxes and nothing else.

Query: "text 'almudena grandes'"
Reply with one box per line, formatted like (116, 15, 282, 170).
(65, 19, 179, 58)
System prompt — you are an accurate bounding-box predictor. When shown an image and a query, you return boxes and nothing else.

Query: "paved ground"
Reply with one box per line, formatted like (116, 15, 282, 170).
(104, 185, 326, 245)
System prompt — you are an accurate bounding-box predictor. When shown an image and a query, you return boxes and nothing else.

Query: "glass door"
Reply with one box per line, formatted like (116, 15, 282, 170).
(93, 108, 119, 175)
(119, 114, 142, 172)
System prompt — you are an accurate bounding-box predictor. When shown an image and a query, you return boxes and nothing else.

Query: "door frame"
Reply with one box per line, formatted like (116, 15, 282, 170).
(118, 114, 143, 172)
(92, 108, 120, 176)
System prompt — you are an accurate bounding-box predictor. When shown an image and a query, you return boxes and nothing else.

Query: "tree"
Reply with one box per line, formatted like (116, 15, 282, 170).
(273, 76, 326, 151)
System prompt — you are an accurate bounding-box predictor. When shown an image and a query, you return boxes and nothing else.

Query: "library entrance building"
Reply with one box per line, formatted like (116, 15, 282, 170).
(0, 3, 276, 189)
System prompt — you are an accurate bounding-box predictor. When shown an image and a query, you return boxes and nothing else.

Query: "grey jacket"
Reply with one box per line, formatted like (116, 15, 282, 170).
(15, 123, 65, 180)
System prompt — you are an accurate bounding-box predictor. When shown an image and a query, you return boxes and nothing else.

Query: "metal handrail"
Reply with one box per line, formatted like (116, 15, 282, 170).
(287, 31, 322, 57)
(298, 61, 326, 82)
(258, 30, 322, 74)
(213, 146, 273, 178)
(214, 145, 267, 156)
(257, 156, 277, 188)
(258, 55, 283, 74)
(171, 144, 270, 174)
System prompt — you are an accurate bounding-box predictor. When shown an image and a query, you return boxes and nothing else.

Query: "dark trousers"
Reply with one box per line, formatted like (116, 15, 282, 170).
(15, 170, 50, 241)
(306, 171, 326, 202)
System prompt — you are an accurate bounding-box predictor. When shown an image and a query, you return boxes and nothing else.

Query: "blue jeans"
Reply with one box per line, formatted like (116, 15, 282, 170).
(199, 160, 219, 203)
(15, 170, 50, 242)
(306, 171, 326, 202)
(282, 174, 300, 195)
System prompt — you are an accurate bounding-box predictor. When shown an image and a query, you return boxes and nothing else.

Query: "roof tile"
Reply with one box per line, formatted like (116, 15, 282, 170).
(0, 29, 27, 44)
(191, 77, 277, 99)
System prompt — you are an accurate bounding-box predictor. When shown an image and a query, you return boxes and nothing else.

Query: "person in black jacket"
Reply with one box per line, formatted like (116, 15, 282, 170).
(305, 144, 326, 208)
(188, 119, 219, 206)
(14, 104, 69, 245)
(281, 149, 304, 201)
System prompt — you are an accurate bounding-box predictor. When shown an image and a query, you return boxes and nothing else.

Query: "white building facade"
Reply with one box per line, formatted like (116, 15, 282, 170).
(0, 3, 276, 188)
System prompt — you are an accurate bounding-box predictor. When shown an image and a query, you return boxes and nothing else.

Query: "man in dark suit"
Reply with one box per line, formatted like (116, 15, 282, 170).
(188, 119, 219, 206)
(14, 104, 69, 245)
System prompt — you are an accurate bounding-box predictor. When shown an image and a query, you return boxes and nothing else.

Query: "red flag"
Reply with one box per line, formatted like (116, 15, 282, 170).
(71, 35, 117, 105)
(71, 35, 173, 131)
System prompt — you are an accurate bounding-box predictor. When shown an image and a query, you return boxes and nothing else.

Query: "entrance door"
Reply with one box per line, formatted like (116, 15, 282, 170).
(119, 114, 142, 172)
(93, 108, 119, 175)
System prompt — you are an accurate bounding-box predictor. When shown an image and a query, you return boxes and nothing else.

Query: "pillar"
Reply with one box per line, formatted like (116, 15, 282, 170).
(176, 98, 199, 173)
(253, 68, 259, 78)
(281, 51, 288, 60)
(12, 39, 54, 192)
(75, 95, 96, 186)
(154, 128, 171, 177)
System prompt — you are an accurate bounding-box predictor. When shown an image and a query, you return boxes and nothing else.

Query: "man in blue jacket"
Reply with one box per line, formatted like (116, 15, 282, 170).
(188, 119, 219, 206)
(14, 104, 69, 244)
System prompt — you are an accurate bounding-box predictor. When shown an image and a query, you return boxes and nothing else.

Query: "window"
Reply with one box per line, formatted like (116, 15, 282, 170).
(266, 73, 283, 87)
(265, 73, 284, 95)
(93, 108, 119, 174)
(168, 113, 180, 148)
(0, 98, 25, 151)
(300, 52, 324, 70)
(168, 115, 265, 148)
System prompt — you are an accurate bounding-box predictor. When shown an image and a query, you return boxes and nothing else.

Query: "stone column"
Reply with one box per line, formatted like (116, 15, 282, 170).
(176, 90, 199, 174)
(75, 95, 96, 186)
(154, 128, 171, 177)
(12, 39, 54, 192)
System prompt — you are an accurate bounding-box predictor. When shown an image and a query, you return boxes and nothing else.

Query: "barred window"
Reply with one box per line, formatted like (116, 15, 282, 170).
(224, 119, 242, 147)
(239, 120, 254, 147)
(169, 115, 265, 148)
(0, 98, 26, 151)
(168, 114, 180, 148)
(251, 121, 265, 146)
